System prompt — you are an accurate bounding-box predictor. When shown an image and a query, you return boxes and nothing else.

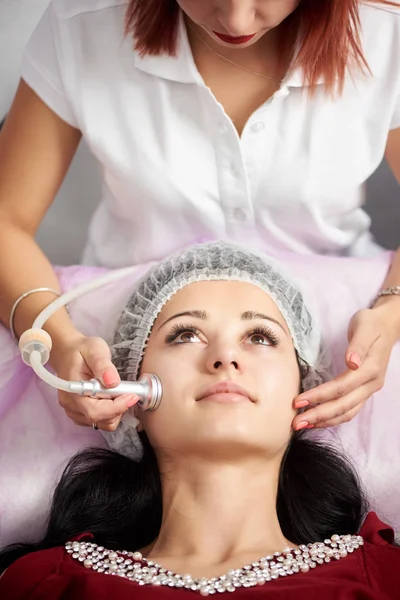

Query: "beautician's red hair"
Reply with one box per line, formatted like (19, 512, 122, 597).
(125, 0, 398, 94)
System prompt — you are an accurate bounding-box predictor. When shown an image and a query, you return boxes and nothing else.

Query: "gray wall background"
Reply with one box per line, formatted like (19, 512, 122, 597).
(1, 0, 398, 265)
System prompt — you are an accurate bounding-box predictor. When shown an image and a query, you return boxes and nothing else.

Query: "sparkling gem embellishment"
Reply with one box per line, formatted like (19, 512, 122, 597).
(66, 533, 363, 595)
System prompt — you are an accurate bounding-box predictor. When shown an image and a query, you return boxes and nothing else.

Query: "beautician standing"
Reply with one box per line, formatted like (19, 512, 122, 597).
(0, 0, 399, 433)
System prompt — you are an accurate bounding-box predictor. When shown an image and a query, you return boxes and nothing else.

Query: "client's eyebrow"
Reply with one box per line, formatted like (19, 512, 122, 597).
(158, 309, 287, 335)
(241, 311, 288, 336)
(157, 310, 207, 331)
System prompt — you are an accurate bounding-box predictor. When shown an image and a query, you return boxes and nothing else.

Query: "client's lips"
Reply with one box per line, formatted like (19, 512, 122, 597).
(212, 32, 257, 45)
(197, 381, 254, 403)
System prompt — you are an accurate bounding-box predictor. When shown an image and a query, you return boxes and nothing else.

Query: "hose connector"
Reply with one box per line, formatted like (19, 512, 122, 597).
(19, 328, 53, 366)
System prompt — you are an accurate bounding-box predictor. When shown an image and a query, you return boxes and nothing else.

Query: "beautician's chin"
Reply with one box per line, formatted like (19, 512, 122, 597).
(202, 27, 269, 49)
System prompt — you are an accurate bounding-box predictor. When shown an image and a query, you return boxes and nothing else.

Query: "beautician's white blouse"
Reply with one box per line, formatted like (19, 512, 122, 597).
(22, 0, 400, 267)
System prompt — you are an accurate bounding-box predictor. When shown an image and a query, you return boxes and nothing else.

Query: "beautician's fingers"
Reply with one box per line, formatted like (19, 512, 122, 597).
(79, 414, 124, 431)
(312, 404, 364, 430)
(58, 391, 86, 424)
(62, 401, 118, 429)
(294, 315, 393, 410)
(91, 392, 141, 431)
(58, 392, 140, 425)
(64, 410, 90, 427)
(294, 339, 389, 410)
(53, 335, 123, 425)
(345, 308, 380, 367)
(345, 307, 398, 372)
(76, 393, 140, 424)
(292, 382, 374, 430)
(82, 392, 140, 432)
(63, 408, 123, 431)
(294, 360, 384, 408)
(291, 308, 396, 431)
(94, 416, 123, 432)
(79, 337, 121, 388)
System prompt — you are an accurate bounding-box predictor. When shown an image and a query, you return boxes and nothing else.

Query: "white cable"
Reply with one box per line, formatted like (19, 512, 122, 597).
(18, 265, 163, 411)
(30, 350, 72, 392)
(33, 266, 141, 329)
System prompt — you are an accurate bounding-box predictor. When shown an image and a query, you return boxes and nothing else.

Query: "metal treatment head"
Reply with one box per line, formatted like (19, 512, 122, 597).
(136, 373, 163, 412)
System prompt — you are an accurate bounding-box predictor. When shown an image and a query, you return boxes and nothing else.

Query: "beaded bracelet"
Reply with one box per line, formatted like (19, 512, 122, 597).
(372, 285, 400, 308)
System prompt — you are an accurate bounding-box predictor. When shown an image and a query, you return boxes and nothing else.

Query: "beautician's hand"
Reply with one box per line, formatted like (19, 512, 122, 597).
(292, 306, 399, 430)
(51, 334, 139, 431)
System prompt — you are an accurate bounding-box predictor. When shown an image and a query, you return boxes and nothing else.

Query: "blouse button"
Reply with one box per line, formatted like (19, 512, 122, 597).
(251, 121, 265, 133)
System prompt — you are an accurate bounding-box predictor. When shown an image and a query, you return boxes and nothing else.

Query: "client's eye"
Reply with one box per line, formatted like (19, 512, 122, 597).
(165, 324, 202, 345)
(245, 326, 279, 347)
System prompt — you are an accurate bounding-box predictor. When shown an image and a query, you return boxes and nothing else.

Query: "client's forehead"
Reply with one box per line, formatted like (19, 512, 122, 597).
(153, 280, 290, 333)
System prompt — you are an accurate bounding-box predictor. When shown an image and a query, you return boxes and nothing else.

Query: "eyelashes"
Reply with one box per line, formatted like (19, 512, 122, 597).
(164, 323, 280, 346)
(247, 325, 279, 347)
(164, 323, 201, 344)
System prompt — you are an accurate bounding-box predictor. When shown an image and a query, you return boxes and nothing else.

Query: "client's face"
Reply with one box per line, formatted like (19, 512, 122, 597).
(140, 280, 300, 462)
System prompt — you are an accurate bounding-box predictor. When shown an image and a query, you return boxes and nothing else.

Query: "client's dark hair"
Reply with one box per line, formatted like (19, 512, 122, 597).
(0, 431, 368, 573)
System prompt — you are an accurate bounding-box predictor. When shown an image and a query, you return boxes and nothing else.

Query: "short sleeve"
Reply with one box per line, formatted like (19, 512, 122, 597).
(390, 99, 400, 130)
(21, 4, 79, 128)
(389, 14, 400, 130)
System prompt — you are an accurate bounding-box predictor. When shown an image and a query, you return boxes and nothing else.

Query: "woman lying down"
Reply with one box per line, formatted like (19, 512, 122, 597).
(0, 242, 399, 599)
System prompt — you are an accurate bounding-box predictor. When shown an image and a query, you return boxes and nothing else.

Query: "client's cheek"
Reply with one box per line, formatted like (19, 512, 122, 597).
(270, 385, 299, 420)
(261, 364, 299, 397)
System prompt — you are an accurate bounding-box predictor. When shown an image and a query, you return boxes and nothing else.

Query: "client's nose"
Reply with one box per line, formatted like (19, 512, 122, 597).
(205, 342, 241, 373)
(213, 359, 239, 370)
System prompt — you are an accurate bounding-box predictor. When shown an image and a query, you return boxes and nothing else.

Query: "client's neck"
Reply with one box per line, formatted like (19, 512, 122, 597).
(142, 455, 292, 578)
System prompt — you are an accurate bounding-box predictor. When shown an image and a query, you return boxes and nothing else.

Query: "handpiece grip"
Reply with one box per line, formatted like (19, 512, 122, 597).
(80, 380, 143, 398)
(69, 373, 162, 411)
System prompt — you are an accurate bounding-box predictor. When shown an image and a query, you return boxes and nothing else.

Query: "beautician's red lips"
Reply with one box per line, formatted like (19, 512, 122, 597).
(212, 32, 257, 45)
(197, 381, 254, 402)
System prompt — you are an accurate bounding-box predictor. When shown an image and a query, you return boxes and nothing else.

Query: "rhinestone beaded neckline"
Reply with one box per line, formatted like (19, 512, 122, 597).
(66, 533, 363, 596)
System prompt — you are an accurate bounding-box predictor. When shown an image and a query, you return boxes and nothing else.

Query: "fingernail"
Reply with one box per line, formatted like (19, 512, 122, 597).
(295, 421, 310, 431)
(127, 395, 139, 408)
(349, 352, 361, 369)
(103, 371, 119, 386)
(295, 399, 310, 409)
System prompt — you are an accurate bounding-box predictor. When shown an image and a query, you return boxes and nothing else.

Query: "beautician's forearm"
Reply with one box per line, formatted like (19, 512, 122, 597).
(372, 246, 400, 340)
(0, 223, 83, 366)
(0, 81, 83, 364)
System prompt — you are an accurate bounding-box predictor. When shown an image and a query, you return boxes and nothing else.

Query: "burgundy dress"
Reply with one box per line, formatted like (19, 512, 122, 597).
(1, 513, 399, 599)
